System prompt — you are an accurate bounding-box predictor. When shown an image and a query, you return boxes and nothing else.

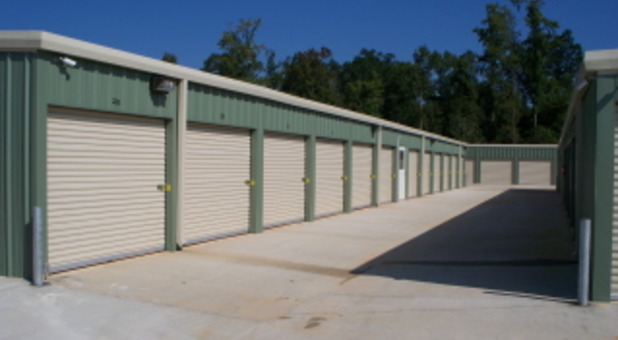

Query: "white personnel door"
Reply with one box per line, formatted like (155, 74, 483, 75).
(397, 147, 406, 200)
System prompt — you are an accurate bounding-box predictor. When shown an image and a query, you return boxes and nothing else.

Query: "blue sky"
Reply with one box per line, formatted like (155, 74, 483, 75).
(2, 0, 616, 69)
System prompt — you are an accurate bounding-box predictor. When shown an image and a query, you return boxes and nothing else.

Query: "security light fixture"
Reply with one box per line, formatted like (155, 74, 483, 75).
(150, 75, 177, 94)
(59, 56, 77, 68)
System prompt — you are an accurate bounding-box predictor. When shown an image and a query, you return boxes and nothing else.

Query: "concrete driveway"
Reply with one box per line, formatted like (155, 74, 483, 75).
(2, 186, 617, 339)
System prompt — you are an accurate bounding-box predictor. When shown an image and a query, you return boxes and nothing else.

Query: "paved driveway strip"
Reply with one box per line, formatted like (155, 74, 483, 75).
(2, 186, 617, 339)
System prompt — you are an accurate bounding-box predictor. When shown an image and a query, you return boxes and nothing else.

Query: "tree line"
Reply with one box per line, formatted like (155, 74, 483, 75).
(167, 0, 582, 144)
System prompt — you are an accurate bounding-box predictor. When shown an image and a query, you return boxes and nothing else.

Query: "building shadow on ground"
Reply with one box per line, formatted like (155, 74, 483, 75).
(351, 188, 577, 303)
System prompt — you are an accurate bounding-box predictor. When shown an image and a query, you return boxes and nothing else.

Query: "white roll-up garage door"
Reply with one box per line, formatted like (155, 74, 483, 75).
(455, 156, 463, 189)
(481, 160, 512, 185)
(263, 133, 306, 228)
(613, 118, 618, 300)
(408, 150, 419, 198)
(352, 143, 373, 209)
(519, 161, 551, 185)
(184, 124, 251, 245)
(465, 159, 475, 186)
(380, 146, 393, 203)
(47, 110, 166, 272)
(433, 154, 441, 193)
(423, 153, 431, 195)
(449, 155, 455, 190)
(316, 139, 344, 217)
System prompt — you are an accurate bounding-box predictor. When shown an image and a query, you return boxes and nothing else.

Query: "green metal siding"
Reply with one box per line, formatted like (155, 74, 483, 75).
(188, 84, 261, 129)
(590, 77, 615, 302)
(38, 52, 177, 119)
(382, 129, 424, 150)
(467, 146, 557, 160)
(188, 83, 375, 144)
(558, 75, 618, 302)
(0, 52, 35, 279)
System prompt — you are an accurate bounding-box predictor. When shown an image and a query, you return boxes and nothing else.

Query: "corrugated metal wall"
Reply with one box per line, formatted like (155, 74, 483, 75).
(467, 146, 557, 160)
(558, 75, 618, 302)
(2, 48, 477, 281)
(0, 52, 35, 279)
(188, 84, 375, 144)
(38, 53, 177, 120)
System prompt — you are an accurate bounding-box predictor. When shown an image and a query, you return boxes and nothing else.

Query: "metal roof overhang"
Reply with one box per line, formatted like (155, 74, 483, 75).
(0, 30, 466, 147)
(559, 49, 618, 145)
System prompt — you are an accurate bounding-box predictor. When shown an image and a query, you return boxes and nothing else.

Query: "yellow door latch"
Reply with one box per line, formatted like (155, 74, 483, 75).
(157, 184, 172, 192)
(391, 174, 396, 179)
(245, 180, 256, 186)
(341, 176, 349, 181)
(370, 174, 377, 179)
(302, 177, 311, 184)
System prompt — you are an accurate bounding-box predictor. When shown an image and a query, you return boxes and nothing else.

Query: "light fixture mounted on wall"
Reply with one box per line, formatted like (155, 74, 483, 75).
(58, 56, 78, 68)
(150, 75, 177, 94)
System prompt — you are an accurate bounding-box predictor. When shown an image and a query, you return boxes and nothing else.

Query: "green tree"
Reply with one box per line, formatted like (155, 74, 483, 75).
(410, 46, 445, 133)
(519, 0, 582, 142)
(280, 47, 341, 105)
(203, 18, 272, 84)
(431, 51, 485, 142)
(162, 52, 178, 64)
(339, 49, 394, 117)
(382, 61, 422, 127)
(474, 3, 523, 143)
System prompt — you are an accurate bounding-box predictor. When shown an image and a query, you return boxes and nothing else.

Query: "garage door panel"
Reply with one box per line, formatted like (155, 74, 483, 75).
(408, 151, 419, 198)
(47, 110, 166, 272)
(352, 144, 373, 209)
(519, 161, 551, 185)
(481, 160, 512, 185)
(433, 154, 440, 192)
(316, 139, 344, 217)
(184, 124, 251, 244)
(465, 159, 475, 185)
(423, 153, 431, 194)
(610, 115, 618, 300)
(448, 156, 457, 190)
(263, 133, 306, 227)
(380, 147, 393, 203)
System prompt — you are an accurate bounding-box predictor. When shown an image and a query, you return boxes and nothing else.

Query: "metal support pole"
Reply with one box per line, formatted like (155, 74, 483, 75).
(578, 218, 591, 306)
(32, 206, 46, 286)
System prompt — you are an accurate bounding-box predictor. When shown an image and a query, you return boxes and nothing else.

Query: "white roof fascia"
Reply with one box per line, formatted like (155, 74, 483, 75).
(0, 30, 466, 147)
(559, 48, 618, 144)
(583, 49, 618, 75)
(469, 144, 557, 148)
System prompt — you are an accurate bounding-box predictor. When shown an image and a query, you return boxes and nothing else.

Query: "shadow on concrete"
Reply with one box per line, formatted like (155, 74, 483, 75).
(351, 188, 578, 303)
